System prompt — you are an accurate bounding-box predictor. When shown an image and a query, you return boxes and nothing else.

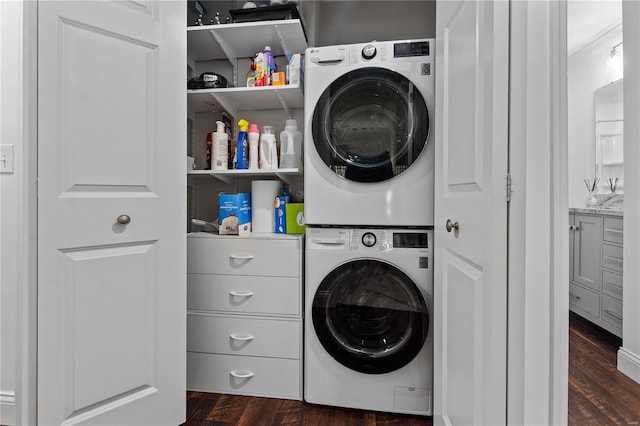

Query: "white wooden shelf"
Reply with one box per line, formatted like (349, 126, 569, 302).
(187, 20, 307, 62)
(188, 84, 303, 114)
(188, 168, 302, 185)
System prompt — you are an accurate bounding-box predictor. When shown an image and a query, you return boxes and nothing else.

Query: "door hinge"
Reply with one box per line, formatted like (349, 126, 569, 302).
(506, 174, 512, 202)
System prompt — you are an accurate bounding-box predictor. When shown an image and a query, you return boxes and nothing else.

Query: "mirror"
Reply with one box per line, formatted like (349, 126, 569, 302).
(594, 78, 623, 193)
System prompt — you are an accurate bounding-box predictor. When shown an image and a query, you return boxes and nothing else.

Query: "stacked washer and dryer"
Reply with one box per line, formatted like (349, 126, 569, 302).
(303, 39, 436, 416)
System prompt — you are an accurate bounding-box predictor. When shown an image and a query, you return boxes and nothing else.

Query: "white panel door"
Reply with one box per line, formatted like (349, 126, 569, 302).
(37, 1, 186, 425)
(434, 1, 509, 425)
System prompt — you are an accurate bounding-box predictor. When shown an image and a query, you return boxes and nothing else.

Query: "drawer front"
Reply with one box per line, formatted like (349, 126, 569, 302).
(188, 237, 300, 277)
(602, 243, 623, 274)
(188, 274, 299, 315)
(602, 270, 623, 302)
(603, 217, 623, 245)
(569, 283, 599, 317)
(187, 352, 301, 399)
(187, 313, 300, 359)
(601, 295, 623, 330)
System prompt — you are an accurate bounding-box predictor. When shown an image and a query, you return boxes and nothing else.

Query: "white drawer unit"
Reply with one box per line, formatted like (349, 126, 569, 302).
(186, 232, 304, 400)
(569, 212, 623, 338)
(187, 352, 301, 399)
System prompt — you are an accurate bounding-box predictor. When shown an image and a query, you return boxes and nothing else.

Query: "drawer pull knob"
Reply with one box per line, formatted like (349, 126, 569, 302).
(230, 371, 254, 379)
(604, 309, 623, 321)
(229, 254, 255, 260)
(230, 333, 255, 342)
(229, 290, 254, 298)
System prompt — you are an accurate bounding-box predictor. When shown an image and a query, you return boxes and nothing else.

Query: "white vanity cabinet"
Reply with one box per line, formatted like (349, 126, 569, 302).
(186, 232, 304, 399)
(569, 211, 623, 337)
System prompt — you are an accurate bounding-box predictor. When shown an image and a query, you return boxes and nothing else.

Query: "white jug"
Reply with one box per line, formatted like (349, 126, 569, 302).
(279, 119, 302, 170)
(259, 125, 278, 169)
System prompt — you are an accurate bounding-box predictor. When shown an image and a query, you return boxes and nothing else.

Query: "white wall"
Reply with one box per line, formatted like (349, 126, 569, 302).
(313, 1, 435, 46)
(0, 1, 21, 425)
(568, 24, 622, 207)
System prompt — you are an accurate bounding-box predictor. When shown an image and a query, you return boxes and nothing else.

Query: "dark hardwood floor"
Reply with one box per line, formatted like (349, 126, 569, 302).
(184, 313, 640, 425)
(569, 311, 640, 425)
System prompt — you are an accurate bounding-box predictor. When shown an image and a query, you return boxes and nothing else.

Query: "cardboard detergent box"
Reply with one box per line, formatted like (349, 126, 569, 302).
(275, 196, 305, 234)
(219, 193, 251, 235)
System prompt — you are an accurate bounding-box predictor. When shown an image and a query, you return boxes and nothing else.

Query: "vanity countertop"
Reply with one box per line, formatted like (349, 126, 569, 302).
(569, 206, 623, 217)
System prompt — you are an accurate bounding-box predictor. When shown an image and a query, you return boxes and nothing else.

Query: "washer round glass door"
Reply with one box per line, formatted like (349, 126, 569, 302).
(312, 67, 429, 183)
(312, 259, 429, 374)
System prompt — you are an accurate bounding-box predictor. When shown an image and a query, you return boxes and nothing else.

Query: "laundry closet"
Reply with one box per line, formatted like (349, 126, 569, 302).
(185, 0, 436, 415)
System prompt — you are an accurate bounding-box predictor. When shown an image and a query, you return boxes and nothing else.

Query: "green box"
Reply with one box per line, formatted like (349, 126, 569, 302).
(285, 203, 305, 234)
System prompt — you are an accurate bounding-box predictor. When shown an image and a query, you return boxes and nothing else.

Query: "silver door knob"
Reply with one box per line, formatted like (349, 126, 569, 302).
(117, 214, 131, 225)
(446, 219, 459, 232)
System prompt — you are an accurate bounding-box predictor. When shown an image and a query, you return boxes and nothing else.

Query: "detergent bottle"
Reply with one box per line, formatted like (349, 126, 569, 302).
(248, 123, 260, 170)
(279, 118, 302, 169)
(236, 119, 249, 169)
(259, 125, 278, 170)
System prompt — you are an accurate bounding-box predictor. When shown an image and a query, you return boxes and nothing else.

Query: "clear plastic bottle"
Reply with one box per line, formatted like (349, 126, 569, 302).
(246, 63, 256, 87)
(279, 118, 302, 169)
(259, 125, 278, 170)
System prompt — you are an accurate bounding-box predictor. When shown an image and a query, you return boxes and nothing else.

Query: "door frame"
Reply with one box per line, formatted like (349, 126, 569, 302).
(14, 0, 38, 425)
(12, 0, 570, 424)
(506, 1, 568, 424)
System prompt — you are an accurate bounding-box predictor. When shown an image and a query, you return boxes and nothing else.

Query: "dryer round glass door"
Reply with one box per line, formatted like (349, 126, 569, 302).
(312, 259, 429, 374)
(311, 67, 429, 183)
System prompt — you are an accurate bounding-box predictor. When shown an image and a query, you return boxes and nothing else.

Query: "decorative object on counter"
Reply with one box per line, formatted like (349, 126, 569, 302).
(236, 119, 250, 170)
(607, 177, 619, 193)
(248, 124, 260, 170)
(259, 125, 279, 169)
(280, 118, 302, 169)
(213, 11, 221, 24)
(584, 177, 599, 206)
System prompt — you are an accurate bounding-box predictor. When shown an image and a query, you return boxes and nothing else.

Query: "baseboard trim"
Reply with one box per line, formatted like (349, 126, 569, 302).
(0, 392, 16, 426)
(618, 347, 640, 384)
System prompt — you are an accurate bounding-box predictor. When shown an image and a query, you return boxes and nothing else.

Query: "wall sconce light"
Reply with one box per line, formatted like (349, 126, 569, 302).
(607, 41, 623, 81)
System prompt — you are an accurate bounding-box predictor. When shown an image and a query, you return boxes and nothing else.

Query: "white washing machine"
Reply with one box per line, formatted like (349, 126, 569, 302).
(304, 227, 433, 415)
(304, 39, 435, 227)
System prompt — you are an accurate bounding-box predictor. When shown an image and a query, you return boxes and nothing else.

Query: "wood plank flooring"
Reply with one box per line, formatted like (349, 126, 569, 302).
(183, 312, 640, 425)
(569, 311, 640, 425)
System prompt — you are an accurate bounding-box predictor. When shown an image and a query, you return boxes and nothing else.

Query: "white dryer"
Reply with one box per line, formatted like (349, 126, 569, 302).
(304, 227, 433, 415)
(304, 39, 435, 227)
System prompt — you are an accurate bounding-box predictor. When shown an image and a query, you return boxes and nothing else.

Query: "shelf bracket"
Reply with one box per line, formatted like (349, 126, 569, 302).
(275, 172, 293, 185)
(208, 28, 236, 69)
(274, 24, 292, 59)
(210, 173, 235, 186)
(206, 92, 236, 119)
(273, 89, 292, 116)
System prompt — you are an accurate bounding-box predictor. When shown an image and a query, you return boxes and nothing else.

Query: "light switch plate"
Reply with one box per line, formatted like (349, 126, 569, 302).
(1, 144, 15, 173)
